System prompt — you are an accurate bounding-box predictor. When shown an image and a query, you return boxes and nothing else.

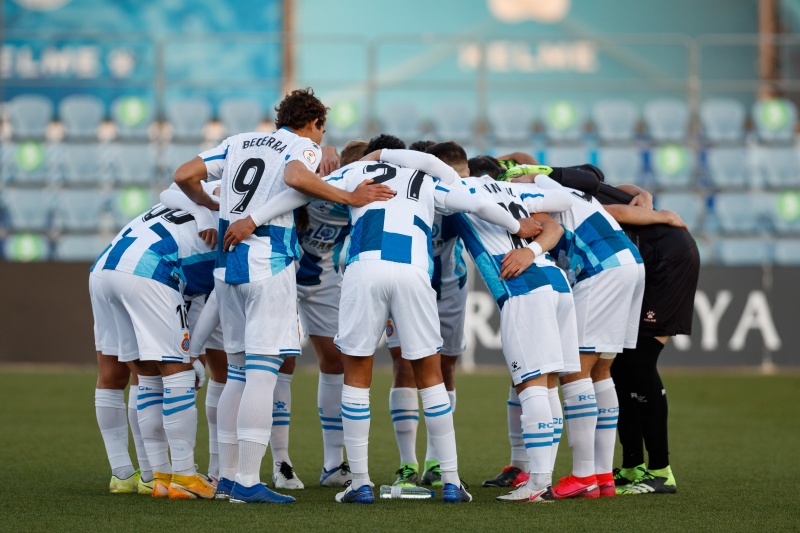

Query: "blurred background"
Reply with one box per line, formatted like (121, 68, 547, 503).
(0, 0, 798, 368)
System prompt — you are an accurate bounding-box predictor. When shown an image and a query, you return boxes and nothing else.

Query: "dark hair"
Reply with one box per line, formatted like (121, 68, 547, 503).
(427, 141, 467, 167)
(468, 155, 504, 179)
(274, 88, 328, 131)
(365, 133, 406, 153)
(408, 140, 436, 152)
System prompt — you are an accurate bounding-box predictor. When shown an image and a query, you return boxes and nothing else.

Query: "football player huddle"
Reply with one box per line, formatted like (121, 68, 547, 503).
(91, 88, 695, 505)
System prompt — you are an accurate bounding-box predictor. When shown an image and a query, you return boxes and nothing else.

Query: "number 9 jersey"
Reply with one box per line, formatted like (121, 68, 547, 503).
(200, 127, 322, 285)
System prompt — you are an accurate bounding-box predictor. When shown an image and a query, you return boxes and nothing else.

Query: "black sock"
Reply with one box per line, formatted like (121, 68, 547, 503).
(630, 335, 670, 471)
(612, 350, 645, 468)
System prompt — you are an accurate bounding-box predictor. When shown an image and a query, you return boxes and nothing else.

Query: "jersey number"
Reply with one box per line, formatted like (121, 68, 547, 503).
(176, 303, 190, 329)
(499, 201, 533, 249)
(364, 164, 426, 201)
(142, 206, 194, 225)
(231, 158, 266, 214)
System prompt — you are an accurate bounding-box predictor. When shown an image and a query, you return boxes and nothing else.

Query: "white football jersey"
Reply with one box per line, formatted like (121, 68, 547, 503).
(323, 161, 450, 276)
(201, 127, 321, 284)
(450, 176, 573, 308)
(535, 176, 642, 285)
(296, 199, 350, 286)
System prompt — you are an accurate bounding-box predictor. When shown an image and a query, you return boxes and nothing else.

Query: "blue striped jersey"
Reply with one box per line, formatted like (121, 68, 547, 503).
(449, 176, 574, 309)
(90, 209, 145, 274)
(432, 214, 467, 299)
(296, 199, 351, 287)
(101, 205, 217, 296)
(323, 161, 450, 276)
(535, 176, 643, 285)
(200, 127, 321, 285)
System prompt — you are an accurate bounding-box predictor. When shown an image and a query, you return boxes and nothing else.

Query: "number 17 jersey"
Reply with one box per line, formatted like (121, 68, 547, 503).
(200, 127, 321, 285)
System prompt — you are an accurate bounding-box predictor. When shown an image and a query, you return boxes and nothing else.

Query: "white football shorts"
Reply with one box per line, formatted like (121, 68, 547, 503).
(336, 260, 442, 360)
(297, 277, 341, 339)
(187, 291, 224, 355)
(215, 267, 301, 357)
(89, 271, 119, 356)
(573, 263, 645, 355)
(102, 269, 191, 363)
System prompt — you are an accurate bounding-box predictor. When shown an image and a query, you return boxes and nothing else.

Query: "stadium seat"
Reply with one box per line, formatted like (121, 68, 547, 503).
(712, 192, 775, 233)
(1, 141, 54, 185)
(704, 147, 750, 188)
(53, 234, 109, 262)
(770, 191, 800, 234)
(8, 94, 53, 138)
(325, 100, 367, 144)
(2, 188, 55, 231)
(59, 95, 105, 139)
(55, 189, 108, 232)
(110, 143, 158, 185)
(650, 144, 695, 188)
(60, 143, 107, 186)
(431, 101, 475, 142)
(111, 96, 154, 139)
(595, 147, 644, 186)
(714, 238, 772, 265)
(756, 147, 800, 187)
(752, 98, 797, 143)
(110, 187, 153, 228)
(379, 101, 425, 142)
(541, 100, 585, 142)
(167, 98, 211, 140)
(219, 99, 263, 135)
(773, 239, 800, 265)
(700, 98, 746, 143)
(489, 101, 535, 142)
(542, 146, 589, 167)
(2, 233, 50, 262)
(592, 99, 639, 142)
(644, 98, 690, 142)
(655, 191, 703, 232)
(164, 143, 203, 181)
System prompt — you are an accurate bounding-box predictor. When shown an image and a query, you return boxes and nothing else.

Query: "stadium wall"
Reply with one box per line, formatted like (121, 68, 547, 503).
(0, 263, 795, 368)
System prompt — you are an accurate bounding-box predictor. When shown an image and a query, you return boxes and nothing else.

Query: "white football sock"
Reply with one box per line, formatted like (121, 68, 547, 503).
(205, 380, 225, 478)
(390, 387, 419, 466)
(95, 388, 135, 480)
(341, 384, 371, 486)
(127, 386, 153, 482)
(270, 372, 293, 472)
(548, 386, 563, 473)
(218, 353, 245, 481)
(136, 375, 171, 474)
(424, 389, 456, 465)
(507, 386, 528, 471)
(593, 378, 619, 475)
(419, 383, 458, 485)
(518, 386, 553, 490)
(162, 370, 197, 476)
(318, 372, 345, 471)
(562, 378, 598, 478)
(235, 354, 281, 487)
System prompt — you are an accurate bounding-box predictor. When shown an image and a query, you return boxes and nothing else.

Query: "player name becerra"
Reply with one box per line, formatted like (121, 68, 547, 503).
(242, 135, 287, 153)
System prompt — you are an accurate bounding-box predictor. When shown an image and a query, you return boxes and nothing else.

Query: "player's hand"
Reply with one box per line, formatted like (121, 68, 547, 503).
(319, 146, 341, 176)
(509, 173, 537, 184)
(661, 210, 688, 230)
(346, 179, 396, 207)
(629, 191, 653, 209)
(515, 217, 543, 239)
(192, 358, 206, 390)
(199, 229, 217, 250)
(500, 248, 536, 280)
(223, 216, 257, 252)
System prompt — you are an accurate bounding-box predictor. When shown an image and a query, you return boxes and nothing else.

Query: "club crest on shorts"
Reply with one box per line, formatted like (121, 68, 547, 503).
(181, 333, 190, 352)
(303, 149, 317, 165)
(385, 321, 394, 337)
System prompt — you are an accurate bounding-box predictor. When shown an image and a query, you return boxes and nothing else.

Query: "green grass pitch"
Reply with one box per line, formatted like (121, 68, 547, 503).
(1, 367, 798, 532)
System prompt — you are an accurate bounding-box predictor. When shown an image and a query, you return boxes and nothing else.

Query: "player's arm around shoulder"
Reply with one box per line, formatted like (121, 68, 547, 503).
(285, 159, 396, 207)
(175, 137, 234, 211)
(499, 213, 563, 280)
(512, 179, 573, 214)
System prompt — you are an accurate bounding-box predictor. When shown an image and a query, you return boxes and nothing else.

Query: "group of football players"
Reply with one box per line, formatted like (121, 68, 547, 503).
(91, 88, 697, 505)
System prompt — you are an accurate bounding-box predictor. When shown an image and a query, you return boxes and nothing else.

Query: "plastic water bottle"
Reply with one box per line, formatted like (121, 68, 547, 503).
(379, 485, 435, 499)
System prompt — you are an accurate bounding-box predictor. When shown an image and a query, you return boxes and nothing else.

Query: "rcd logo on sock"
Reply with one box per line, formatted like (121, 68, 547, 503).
(578, 394, 596, 401)
(537, 421, 555, 429)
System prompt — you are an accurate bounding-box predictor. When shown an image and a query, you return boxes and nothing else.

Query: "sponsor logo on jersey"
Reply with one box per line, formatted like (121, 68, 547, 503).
(303, 149, 317, 165)
(181, 333, 190, 352)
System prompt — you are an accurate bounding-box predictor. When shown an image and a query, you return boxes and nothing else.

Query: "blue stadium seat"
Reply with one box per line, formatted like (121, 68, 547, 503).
(650, 144, 695, 188)
(2, 188, 55, 231)
(770, 191, 800, 235)
(752, 98, 797, 143)
(59, 95, 105, 139)
(379, 101, 425, 143)
(167, 98, 211, 140)
(704, 147, 749, 188)
(592, 99, 638, 142)
(431, 101, 475, 142)
(111, 96, 154, 139)
(1, 141, 54, 185)
(595, 147, 643, 186)
(325, 100, 367, 144)
(712, 192, 775, 233)
(541, 100, 585, 142)
(773, 239, 800, 265)
(756, 147, 800, 187)
(164, 144, 203, 181)
(53, 234, 109, 261)
(700, 98, 746, 143)
(55, 189, 108, 232)
(60, 143, 108, 186)
(110, 187, 154, 228)
(542, 146, 589, 167)
(714, 238, 772, 265)
(2, 233, 50, 262)
(489, 101, 535, 142)
(111, 143, 158, 185)
(219, 99, 263, 135)
(655, 191, 703, 232)
(644, 98, 689, 142)
(8, 95, 53, 138)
